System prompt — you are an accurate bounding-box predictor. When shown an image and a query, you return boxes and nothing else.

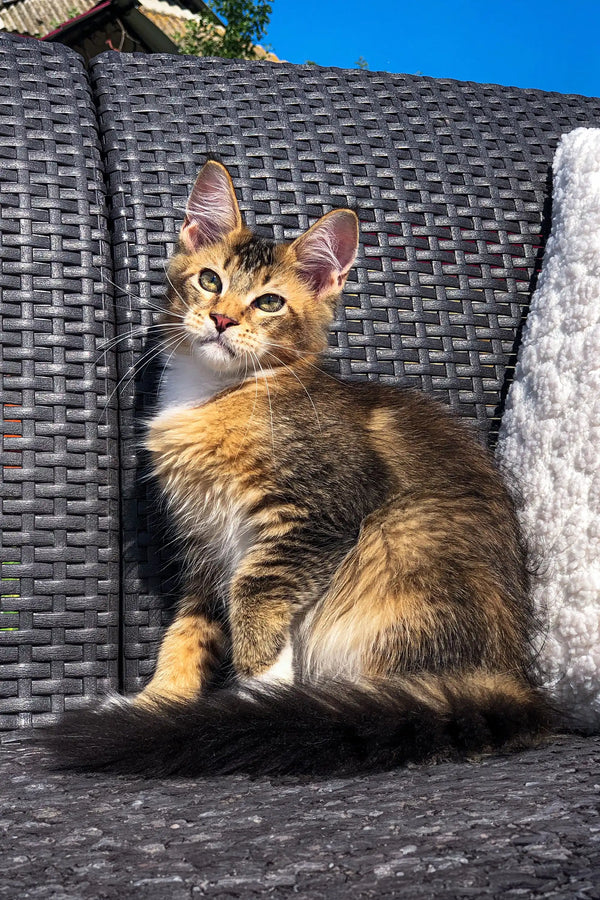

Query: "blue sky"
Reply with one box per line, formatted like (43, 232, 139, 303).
(265, 0, 600, 97)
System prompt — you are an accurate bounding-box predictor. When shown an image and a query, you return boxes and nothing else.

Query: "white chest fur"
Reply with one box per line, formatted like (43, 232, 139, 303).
(155, 352, 240, 416)
(150, 353, 254, 577)
(187, 479, 254, 576)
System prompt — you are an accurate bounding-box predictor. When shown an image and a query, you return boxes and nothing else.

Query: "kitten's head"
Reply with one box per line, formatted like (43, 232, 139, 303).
(163, 160, 358, 375)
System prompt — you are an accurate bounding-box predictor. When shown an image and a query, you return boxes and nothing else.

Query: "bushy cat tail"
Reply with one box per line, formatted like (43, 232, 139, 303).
(38, 672, 555, 778)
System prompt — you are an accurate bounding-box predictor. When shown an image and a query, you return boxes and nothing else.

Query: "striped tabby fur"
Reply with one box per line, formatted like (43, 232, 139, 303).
(42, 161, 554, 776)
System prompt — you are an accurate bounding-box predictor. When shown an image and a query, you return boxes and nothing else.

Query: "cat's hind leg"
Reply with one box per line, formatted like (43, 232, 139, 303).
(300, 490, 525, 683)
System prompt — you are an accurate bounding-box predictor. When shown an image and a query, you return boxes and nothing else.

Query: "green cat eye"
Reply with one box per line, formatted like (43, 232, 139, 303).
(199, 269, 222, 293)
(253, 294, 286, 313)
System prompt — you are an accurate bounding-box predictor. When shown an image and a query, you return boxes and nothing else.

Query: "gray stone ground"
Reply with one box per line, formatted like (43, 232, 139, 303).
(1, 735, 599, 899)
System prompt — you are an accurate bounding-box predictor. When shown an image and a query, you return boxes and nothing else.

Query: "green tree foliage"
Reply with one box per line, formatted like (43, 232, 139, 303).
(176, 0, 272, 60)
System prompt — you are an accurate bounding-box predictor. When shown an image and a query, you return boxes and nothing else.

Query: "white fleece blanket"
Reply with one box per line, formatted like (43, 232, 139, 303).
(496, 128, 600, 732)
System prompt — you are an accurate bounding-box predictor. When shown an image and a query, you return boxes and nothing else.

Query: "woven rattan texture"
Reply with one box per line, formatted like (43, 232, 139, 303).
(91, 52, 600, 691)
(0, 36, 119, 728)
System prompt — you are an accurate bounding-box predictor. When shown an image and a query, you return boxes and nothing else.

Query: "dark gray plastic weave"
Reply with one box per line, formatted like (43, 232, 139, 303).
(90, 52, 600, 693)
(0, 36, 119, 728)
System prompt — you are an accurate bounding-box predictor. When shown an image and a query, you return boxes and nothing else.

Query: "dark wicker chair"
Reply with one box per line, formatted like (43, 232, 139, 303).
(3, 33, 600, 900)
(2, 33, 600, 725)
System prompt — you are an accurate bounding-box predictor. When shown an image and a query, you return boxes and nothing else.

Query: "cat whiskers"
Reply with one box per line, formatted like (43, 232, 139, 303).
(262, 349, 321, 432)
(100, 273, 180, 320)
(96, 322, 183, 360)
(161, 259, 196, 317)
(99, 331, 188, 423)
(157, 332, 189, 398)
(100, 331, 178, 418)
(233, 351, 261, 462)
(95, 272, 192, 424)
(260, 338, 342, 387)
(248, 349, 275, 455)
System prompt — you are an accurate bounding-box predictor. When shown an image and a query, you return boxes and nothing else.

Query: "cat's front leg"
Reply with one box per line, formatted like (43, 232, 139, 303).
(228, 551, 300, 686)
(136, 601, 226, 706)
(228, 531, 344, 686)
(229, 587, 294, 686)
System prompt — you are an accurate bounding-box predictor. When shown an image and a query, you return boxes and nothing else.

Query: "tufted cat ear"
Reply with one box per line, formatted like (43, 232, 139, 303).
(180, 160, 243, 252)
(291, 209, 359, 300)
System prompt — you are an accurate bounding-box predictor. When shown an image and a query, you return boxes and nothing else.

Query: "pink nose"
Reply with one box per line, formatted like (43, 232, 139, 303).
(210, 312, 238, 333)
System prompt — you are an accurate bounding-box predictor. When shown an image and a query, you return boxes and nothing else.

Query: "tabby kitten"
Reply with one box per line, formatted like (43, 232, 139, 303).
(44, 160, 553, 776)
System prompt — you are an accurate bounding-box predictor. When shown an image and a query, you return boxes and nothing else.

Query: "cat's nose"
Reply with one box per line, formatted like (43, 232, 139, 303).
(210, 312, 238, 333)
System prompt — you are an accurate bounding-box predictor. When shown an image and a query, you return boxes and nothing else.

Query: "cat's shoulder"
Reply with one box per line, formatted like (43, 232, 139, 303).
(298, 368, 452, 417)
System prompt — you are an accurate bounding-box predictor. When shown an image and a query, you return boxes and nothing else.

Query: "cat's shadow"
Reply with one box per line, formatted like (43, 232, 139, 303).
(124, 332, 181, 689)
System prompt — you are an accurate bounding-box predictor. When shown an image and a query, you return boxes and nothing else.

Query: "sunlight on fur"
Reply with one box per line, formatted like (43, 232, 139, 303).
(40, 160, 554, 778)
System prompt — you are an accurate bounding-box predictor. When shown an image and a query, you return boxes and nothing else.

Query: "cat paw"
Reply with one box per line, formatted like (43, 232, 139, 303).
(255, 641, 295, 685)
(238, 642, 295, 691)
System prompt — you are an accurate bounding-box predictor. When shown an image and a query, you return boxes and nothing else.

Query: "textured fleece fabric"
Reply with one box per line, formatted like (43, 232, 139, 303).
(496, 127, 600, 732)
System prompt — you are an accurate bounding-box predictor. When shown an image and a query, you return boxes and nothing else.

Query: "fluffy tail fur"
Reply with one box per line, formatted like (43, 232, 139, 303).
(40, 672, 555, 777)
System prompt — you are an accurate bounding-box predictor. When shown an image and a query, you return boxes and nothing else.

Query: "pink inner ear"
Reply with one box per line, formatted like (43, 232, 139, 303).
(180, 217, 201, 253)
(181, 162, 241, 250)
(294, 211, 359, 295)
